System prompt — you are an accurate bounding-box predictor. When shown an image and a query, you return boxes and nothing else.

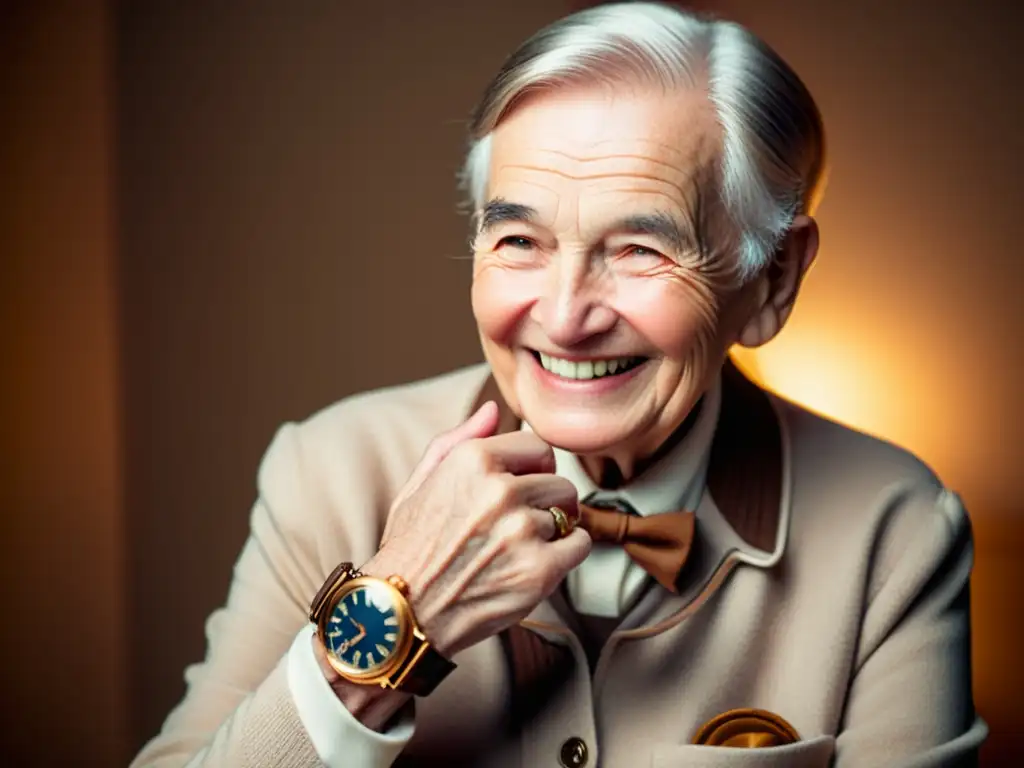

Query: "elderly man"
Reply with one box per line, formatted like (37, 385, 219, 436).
(132, 3, 986, 767)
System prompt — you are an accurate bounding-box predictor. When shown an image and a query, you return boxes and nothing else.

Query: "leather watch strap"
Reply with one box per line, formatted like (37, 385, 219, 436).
(309, 561, 360, 623)
(397, 638, 457, 697)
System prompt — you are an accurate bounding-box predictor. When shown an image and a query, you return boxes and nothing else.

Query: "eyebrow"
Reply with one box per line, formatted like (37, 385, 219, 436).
(476, 199, 696, 255)
(476, 198, 538, 235)
(610, 212, 694, 254)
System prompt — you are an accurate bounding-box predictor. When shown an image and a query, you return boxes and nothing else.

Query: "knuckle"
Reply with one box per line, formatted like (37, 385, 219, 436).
(554, 477, 578, 503)
(465, 477, 511, 530)
(421, 436, 450, 468)
(454, 439, 493, 472)
(427, 430, 454, 455)
(539, 442, 556, 468)
(484, 475, 517, 511)
(507, 511, 537, 541)
(491, 509, 533, 542)
(524, 436, 556, 472)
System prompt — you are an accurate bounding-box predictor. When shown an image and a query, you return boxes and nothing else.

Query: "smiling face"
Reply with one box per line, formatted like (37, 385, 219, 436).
(471, 83, 769, 476)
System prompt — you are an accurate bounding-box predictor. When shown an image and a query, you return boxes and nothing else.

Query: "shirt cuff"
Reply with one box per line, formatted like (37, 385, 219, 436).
(286, 625, 415, 768)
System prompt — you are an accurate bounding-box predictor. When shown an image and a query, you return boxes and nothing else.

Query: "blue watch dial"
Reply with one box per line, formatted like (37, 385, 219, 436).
(324, 583, 401, 672)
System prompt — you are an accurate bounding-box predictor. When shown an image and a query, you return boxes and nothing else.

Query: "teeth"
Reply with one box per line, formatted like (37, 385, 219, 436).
(538, 354, 641, 380)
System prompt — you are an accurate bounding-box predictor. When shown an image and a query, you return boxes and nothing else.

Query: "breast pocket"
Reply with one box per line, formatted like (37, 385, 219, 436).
(650, 735, 835, 768)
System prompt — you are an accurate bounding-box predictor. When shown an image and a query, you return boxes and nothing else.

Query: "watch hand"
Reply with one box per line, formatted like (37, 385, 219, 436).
(347, 617, 367, 644)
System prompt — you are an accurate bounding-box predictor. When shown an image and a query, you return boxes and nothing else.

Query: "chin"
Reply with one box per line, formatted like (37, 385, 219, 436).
(523, 408, 637, 457)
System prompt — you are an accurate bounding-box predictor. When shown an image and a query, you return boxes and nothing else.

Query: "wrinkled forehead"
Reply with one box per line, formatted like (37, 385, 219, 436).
(486, 84, 722, 223)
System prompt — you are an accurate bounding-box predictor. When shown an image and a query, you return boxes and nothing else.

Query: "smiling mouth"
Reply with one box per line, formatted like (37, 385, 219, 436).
(531, 350, 648, 381)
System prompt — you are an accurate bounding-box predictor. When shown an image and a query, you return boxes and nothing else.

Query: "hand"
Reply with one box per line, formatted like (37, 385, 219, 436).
(364, 401, 592, 659)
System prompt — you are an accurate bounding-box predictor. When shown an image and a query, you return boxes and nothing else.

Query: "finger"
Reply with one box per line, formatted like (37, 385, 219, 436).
(546, 526, 593, 574)
(474, 430, 557, 475)
(426, 400, 500, 470)
(489, 502, 575, 544)
(521, 506, 559, 542)
(504, 473, 579, 520)
(398, 400, 500, 504)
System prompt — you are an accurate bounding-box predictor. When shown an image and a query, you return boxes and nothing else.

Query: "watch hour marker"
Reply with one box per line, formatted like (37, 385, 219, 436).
(330, 614, 342, 622)
(352, 650, 361, 666)
(327, 630, 341, 638)
(384, 633, 397, 642)
(366, 652, 375, 667)
(384, 616, 398, 626)
(339, 603, 348, 616)
(376, 644, 389, 656)
(352, 591, 360, 605)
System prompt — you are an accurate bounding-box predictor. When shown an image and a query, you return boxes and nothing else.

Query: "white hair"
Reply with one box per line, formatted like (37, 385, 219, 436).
(461, 1, 827, 279)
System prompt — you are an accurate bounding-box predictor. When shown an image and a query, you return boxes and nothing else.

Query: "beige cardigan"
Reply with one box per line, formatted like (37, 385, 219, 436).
(131, 362, 986, 767)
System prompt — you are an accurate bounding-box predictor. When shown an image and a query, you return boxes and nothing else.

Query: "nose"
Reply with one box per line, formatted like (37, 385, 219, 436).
(532, 251, 617, 348)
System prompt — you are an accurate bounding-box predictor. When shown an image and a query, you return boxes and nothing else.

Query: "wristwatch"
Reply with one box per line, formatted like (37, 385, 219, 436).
(308, 562, 456, 696)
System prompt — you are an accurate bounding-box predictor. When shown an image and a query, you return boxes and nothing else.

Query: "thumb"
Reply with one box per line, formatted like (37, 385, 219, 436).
(438, 399, 501, 454)
(392, 401, 499, 509)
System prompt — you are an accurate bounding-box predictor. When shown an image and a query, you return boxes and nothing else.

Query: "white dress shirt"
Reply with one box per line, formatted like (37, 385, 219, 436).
(286, 374, 723, 767)
(287, 626, 414, 768)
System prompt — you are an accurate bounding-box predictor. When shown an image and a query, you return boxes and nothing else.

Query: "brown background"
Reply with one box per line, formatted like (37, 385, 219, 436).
(2, 0, 1021, 765)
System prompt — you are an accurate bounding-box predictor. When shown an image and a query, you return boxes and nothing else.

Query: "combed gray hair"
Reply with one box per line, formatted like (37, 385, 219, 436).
(461, 1, 827, 279)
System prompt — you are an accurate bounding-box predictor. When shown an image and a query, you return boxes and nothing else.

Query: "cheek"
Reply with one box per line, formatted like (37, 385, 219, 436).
(471, 267, 539, 344)
(616, 278, 720, 357)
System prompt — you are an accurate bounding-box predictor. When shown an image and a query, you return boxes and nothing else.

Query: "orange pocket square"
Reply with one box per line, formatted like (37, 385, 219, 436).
(693, 708, 800, 748)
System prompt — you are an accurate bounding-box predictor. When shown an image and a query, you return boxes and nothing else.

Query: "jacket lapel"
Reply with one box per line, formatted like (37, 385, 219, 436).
(706, 358, 783, 553)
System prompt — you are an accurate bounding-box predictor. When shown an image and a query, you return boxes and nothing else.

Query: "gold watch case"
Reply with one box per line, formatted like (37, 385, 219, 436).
(315, 573, 424, 688)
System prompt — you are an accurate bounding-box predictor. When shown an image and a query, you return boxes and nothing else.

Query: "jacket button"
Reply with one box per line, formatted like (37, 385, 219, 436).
(559, 736, 588, 767)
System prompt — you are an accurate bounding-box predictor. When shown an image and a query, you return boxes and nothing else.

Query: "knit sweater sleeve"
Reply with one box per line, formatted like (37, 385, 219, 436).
(130, 422, 401, 767)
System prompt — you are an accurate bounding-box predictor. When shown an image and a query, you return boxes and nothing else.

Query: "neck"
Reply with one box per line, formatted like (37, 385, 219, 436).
(577, 397, 705, 489)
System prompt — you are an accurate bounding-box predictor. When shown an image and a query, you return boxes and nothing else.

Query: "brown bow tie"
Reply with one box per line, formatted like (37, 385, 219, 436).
(578, 501, 696, 593)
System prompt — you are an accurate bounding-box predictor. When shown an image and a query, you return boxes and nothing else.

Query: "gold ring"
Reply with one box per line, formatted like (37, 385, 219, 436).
(548, 506, 574, 540)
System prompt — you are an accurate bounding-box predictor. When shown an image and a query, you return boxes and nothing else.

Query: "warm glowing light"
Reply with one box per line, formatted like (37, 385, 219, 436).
(731, 343, 873, 429)
(729, 310, 982, 494)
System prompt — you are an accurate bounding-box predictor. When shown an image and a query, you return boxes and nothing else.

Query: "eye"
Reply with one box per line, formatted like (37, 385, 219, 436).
(496, 235, 534, 249)
(620, 244, 667, 261)
(628, 245, 660, 256)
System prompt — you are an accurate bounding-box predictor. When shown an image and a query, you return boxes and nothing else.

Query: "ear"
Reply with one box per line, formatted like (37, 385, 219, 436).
(737, 215, 819, 348)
